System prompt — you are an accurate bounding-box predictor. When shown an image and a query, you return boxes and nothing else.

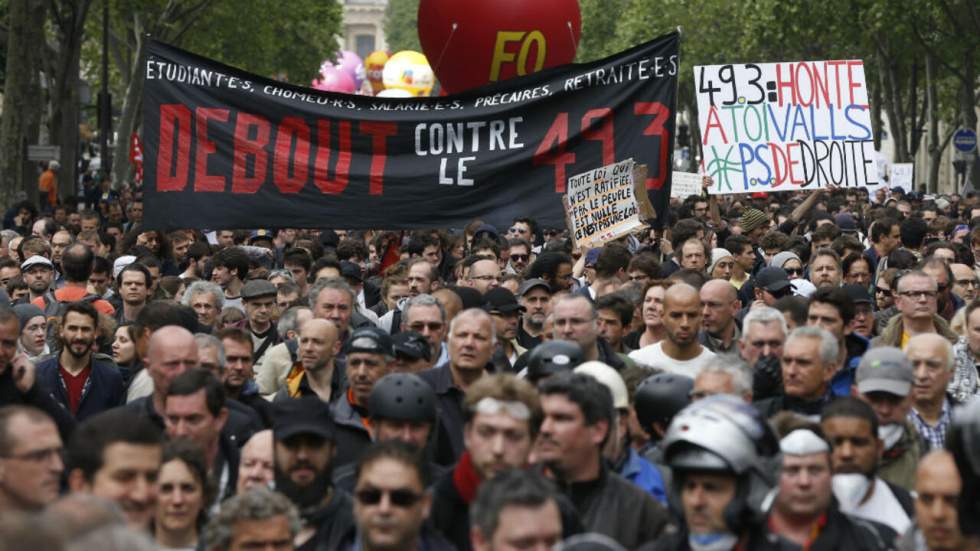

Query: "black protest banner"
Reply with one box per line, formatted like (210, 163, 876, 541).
(143, 33, 679, 231)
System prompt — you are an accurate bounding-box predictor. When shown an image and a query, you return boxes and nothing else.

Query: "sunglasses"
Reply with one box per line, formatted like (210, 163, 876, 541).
(874, 287, 892, 296)
(355, 488, 422, 507)
(784, 268, 803, 277)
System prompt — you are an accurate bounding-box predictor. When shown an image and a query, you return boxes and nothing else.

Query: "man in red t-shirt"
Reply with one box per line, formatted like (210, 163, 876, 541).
(34, 301, 124, 421)
(31, 243, 115, 318)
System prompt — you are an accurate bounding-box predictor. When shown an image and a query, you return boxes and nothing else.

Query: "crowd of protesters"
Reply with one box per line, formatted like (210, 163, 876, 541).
(1, 178, 980, 551)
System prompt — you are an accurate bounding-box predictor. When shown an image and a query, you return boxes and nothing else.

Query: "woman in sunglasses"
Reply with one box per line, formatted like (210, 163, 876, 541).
(769, 251, 804, 280)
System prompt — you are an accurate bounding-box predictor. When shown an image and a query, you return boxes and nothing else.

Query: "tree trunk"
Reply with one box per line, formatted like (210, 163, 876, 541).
(960, 46, 978, 192)
(46, 1, 94, 206)
(111, 29, 146, 190)
(925, 52, 940, 193)
(877, 46, 907, 163)
(0, 0, 47, 207)
(870, 79, 883, 151)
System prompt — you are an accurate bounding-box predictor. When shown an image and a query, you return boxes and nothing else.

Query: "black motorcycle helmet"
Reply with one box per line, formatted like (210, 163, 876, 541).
(367, 373, 437, 423)
(526, 340, 584, 384)
(634, 372, 694, 435)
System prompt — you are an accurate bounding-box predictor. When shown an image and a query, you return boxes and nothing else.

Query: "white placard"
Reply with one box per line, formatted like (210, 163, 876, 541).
(671, 171, 703, 199)
(566, 159, 645, 248)
(889, 163, 914, 193)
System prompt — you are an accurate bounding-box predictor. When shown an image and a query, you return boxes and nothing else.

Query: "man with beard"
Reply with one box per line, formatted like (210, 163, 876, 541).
(272, 397, 355, 551)
(538, 372, 670, 549)
(340, 441, 455, 551)
(332, 326, 394, 470)
(220, 328, 273, 427)
(36, 301, 123, 420)
(20, 255, 55, 303)
(852, 347, 922, 491)
(484, 287, 526, 371)
(768, 427, 894, 549)
(401, 294, 448, 368)
(820, 397, 914, 536)
(810, 249, 843, 289)
(630, 283, 715, 377)
(517, 279, 551, 349)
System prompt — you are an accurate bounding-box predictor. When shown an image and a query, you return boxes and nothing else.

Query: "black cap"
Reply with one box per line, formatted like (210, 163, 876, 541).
(241, 279, 277, 300)
(843, 283, 872, 304)
(755, 267, 793, 293)
(273, 397, 335, 441)
(472, 223, 498, 242)
(391, 331, 431, 361)
(339, 260, 363, 282)
(483, 287, 525, 314)
(518, 278, 551, 297)
(344, 326, 393, 356)
(527, 340, 584, 382)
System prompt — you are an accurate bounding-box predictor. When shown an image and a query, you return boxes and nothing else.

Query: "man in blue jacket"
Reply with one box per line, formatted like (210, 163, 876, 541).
(37, 301, 123, 421)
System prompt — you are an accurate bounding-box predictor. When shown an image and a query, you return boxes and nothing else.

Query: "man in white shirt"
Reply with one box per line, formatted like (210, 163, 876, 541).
(629, 283, 715, 378)
(820, 396, 915, 536)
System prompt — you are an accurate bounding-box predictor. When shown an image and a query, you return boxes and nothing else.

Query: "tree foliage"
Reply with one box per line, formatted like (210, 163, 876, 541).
(383, 0, 421, 53)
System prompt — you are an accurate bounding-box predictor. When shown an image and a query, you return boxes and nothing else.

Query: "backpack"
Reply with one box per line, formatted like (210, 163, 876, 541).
(41, 291, 102, 351)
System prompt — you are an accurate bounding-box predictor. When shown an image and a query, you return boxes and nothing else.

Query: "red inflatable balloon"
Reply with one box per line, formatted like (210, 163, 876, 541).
(417, 0, 581, 94)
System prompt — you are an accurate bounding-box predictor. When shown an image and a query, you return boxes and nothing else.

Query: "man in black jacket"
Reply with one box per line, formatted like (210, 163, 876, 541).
(0, 305, 74, 439)
(537, 372, 670, 549)
(272, 397, 354, 551)
(36, 301, 123, 421)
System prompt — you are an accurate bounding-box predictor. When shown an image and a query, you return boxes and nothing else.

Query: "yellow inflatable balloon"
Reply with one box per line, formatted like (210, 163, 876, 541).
(365, 50, 389, 94)
(382, 51, 435, 97)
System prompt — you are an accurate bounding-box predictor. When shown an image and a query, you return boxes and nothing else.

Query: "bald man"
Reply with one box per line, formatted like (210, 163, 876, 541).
(125, 325, 263, 441)
(699, 279, 741, 354)
(236, 430, 274, 494)
(276, 318, 340, 402)
(629, 283, 715, 378)
(901, 450, 966, 550)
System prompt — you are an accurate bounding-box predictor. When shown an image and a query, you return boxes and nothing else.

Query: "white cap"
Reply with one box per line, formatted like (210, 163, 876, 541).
(779, 428, 829, 456)
(113, 255, 137, 279)
(574, 361, 628, 410)
(20, 255, 54, 271)
(791, 278, 817, 298)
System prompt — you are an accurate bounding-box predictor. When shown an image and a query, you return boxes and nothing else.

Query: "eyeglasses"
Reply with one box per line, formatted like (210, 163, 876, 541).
(898, 290, 937, 300)
(1, 446, 64, 463)
(874, 287, 892, 296)
(408, 321, 444, 332)
(355, 487, 423, 507)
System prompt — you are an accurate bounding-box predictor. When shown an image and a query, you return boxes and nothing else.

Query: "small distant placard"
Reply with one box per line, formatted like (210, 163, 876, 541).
(671, 171, 703, 199)
(889, 163, 914, 193)
(565, 159, 655, 248)
(27, 145, 60, 162)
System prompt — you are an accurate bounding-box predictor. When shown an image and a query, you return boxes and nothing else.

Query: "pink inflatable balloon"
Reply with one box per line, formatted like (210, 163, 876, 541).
(335, 50, 365, 88)
(312, 66, 356, 93)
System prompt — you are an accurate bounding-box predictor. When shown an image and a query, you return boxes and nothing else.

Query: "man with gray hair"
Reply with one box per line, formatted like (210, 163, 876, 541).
(194, 333, 225, 377)
(308, 277, 373, 342)
(738, 306, 789, 401)
(907, 333, 958, 450)
(755, 326, 838, 421)
(203, 487, 300, 551)
(183, 280, 224, 332)
(256, 306, 313, 396)
(401, 293, 448, 368)
(690, 355, 753, 402)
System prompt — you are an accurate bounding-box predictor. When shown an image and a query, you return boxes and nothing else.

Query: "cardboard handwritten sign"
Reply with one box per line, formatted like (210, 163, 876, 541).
(565, 159, 655, 248)
(671, 171, 703, 199)
(889, 163, 914, 193)
(695, 60, 878, 194)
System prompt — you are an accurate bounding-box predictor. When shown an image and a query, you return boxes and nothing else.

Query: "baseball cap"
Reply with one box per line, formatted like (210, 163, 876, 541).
(248, 230, 274, 245)
(484, 287, 525, 315)
(842, 284, 872, 304)
(518, 278, 551, 297)
(113, 255, 137, 278)
(339, 260, 363, 282)
(856, 346, 914, 396)
(21, 255, 54, 271)
(755, 267, 793, 293)
(391, 331, 431, 361)
(273, 397, 335, 441)
(835, 213, 858, 233)
(344, 326, 393, 356)
(241, 279, 277, 300)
